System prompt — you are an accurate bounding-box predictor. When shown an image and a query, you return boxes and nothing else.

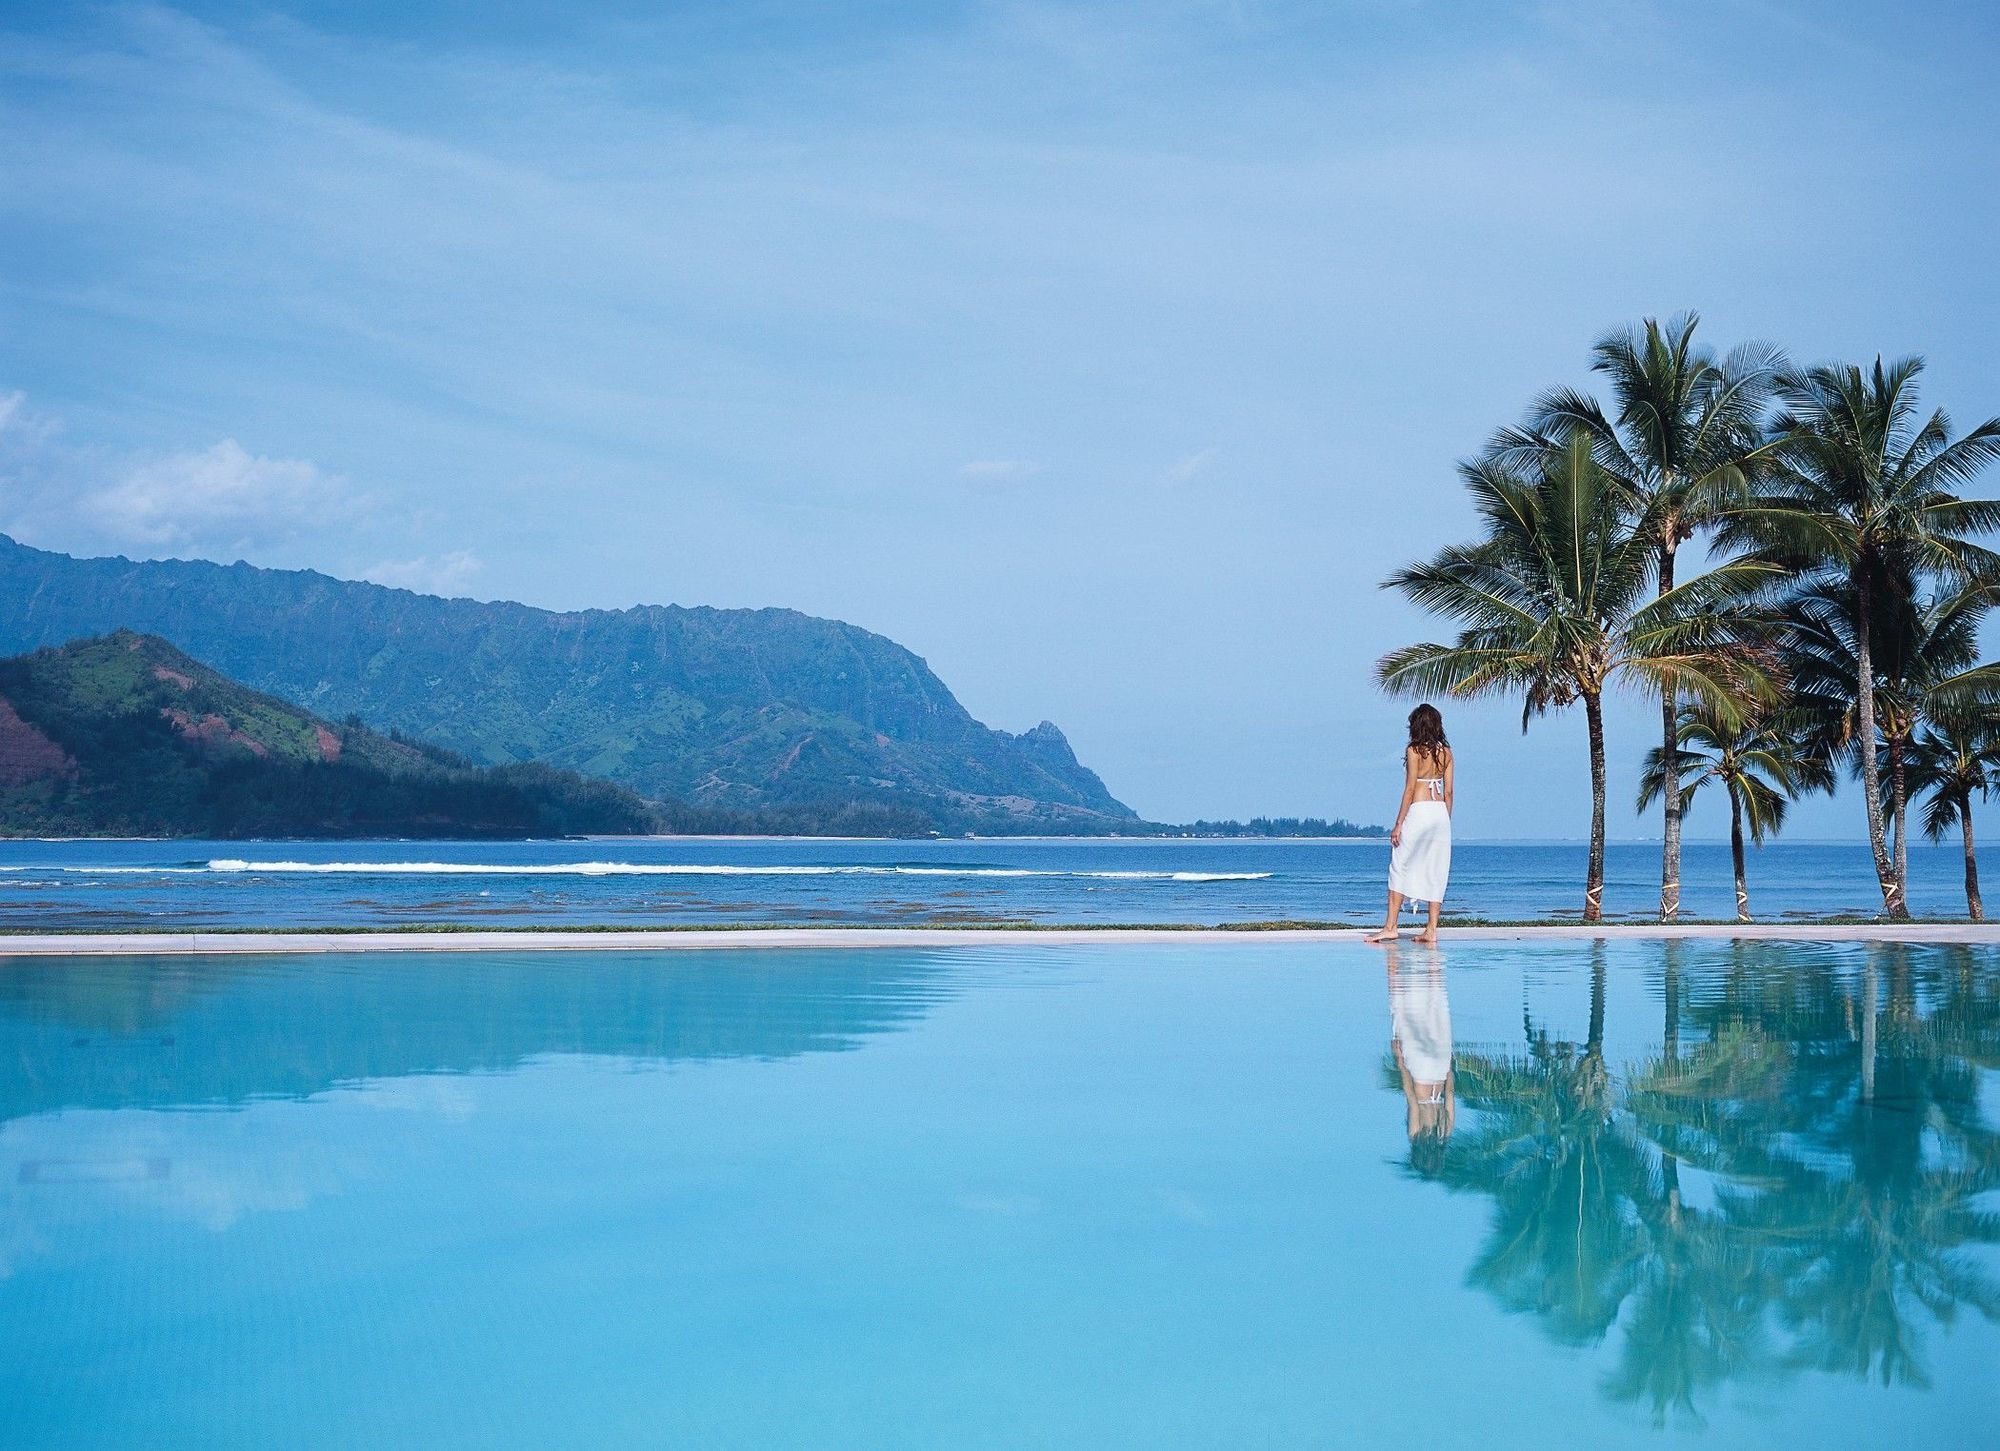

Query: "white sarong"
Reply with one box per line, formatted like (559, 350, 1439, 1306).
(1389, 800, 1451, 904)
(1389, 962, 1453, 1083)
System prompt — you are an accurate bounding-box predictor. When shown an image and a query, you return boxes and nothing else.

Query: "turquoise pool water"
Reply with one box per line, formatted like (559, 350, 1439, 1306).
(3, 939, 1995, 1447)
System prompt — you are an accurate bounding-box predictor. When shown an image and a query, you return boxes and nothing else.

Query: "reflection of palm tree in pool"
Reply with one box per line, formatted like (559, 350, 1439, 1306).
(1427, 945, 1652, 1345)
(1708, 943, 2000, 1387)
(1612, 942, 1785, 1424)
(1413, 941, 2000, 1422)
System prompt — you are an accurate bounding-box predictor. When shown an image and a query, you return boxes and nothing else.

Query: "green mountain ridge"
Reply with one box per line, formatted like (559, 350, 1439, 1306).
(0, 534, 1133, 833)
(0, 631, 662, 838)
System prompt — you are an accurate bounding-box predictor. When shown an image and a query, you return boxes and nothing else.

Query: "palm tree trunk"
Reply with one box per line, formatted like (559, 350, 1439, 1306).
(1964, 798, 1984, 922)
(1852, 571, 1906, 919)
(1890, 736, 1909, 905)
(1730, 786, 1749, 922)
(1584, 689, 1607, 924)
(1657, 940, 1687, 1213)
(1587, 942, 1606, 1059)
(1657, 544, 1682, 923)
(1662, 939, 1681, 1064)
(1859, 952, 1878, 1104)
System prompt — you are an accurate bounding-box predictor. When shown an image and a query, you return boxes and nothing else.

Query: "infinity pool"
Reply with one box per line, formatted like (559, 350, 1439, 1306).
(3, 939, 1994, 1447)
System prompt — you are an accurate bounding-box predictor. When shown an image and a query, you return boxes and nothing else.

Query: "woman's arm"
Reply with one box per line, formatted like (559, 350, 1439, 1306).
(1390, 748, 1418, 846)
(1443, 753, 1456, 815)
(1393, 1038, 1423, 1135)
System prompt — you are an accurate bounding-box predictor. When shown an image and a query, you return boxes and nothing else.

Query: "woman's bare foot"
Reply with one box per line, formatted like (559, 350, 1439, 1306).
(1363, 928, 1400, 944)
(1411, 930, 1438, 946)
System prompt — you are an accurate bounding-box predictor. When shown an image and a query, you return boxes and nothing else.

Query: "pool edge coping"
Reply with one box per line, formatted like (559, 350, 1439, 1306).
(2, 923, 1997, 955)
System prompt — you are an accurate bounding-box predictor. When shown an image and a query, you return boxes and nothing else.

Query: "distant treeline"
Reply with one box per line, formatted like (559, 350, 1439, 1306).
(1169, 816, 1386, 838)
(639, 803, 1389, 840)
(651, 796, 936, 838)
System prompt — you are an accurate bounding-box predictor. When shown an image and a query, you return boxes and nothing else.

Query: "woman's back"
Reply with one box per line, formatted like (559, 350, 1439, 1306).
(1410, 745, 1451, 798)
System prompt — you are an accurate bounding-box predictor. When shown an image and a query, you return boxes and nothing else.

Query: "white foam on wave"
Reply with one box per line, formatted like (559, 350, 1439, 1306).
(181, 859, 1270, 883)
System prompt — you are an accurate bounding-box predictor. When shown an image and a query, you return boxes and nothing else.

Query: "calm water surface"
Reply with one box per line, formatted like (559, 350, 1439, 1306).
(2, 938, 1994, 1447)
(0, 836, 1989, 929)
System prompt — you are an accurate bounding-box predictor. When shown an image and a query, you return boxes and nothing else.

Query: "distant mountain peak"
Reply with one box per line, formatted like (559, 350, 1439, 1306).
(1009, 719, 1086, 772)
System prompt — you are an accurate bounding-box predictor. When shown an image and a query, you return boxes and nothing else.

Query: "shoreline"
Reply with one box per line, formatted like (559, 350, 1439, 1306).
(0, 833, 1392, 844)
(0, 834, 1916, 845)
(2, 921, 1995, 956)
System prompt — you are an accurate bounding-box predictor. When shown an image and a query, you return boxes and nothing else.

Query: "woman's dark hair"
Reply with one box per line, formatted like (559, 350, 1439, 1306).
(1407, 704, 1448, 756)
(1407, 1123, 1450, 1179)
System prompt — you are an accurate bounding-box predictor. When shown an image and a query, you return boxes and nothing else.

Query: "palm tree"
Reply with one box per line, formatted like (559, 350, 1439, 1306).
(1905, 713, 2000, 920)
(1513, 314, 1784, 922)
(1870, 588, 2000, 904)
(1783, 577, 2000, 909)
(1726, 357, 2000, 919)
(1638, 702, 1834, 921)
(1378, 430, 1777, 921)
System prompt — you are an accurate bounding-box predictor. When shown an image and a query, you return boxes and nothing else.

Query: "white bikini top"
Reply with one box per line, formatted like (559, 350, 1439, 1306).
(1416, 776, 1446, 801)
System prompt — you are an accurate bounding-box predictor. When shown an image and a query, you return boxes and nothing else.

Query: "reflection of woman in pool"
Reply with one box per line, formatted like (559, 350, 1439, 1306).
(1387, 946, 1453, 1174)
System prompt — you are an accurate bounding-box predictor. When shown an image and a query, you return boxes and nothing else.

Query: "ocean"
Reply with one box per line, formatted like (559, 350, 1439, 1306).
(0, 835, 1985, 929)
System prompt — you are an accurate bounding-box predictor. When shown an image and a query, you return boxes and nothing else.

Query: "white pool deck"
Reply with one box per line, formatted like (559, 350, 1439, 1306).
(0, 923, 1995, 955)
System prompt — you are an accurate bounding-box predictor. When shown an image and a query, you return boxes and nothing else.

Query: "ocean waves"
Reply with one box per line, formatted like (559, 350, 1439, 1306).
(182, 860, 1271, 882)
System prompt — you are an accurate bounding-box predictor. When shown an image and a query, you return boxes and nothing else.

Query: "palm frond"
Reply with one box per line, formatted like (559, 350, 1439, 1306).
(1375, 640, 1538, 702)
(1636, 743, 1707, 814)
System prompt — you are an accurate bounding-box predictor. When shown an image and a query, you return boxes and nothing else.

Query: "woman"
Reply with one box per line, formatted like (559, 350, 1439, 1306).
(1364, 703, 1453, 945)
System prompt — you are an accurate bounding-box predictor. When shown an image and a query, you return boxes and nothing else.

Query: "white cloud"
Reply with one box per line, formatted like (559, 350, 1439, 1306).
(956, 1191, 1041, 1216)
(0, 392, 380, 566)
(359, 550, 484, 596)
(1164, 447, 1217, 484)
(0, 1075, 483, 1278)
(0, 393, 482, 605)
(0, 393, 96, 547)
(0, 389, 59, 459)
(958, 459, 1042, 481)
(83, 438, 353, 552)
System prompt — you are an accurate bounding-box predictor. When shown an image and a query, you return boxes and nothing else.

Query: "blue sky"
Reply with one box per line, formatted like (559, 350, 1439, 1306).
(2, 1, 1997, 835)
